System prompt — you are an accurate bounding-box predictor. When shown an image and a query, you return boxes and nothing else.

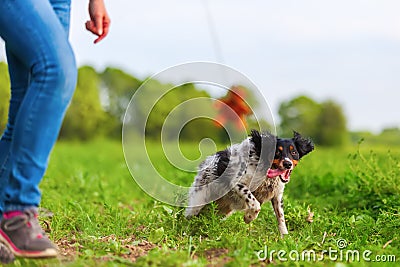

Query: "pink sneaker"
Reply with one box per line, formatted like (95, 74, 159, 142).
(0, 209, 58, 258)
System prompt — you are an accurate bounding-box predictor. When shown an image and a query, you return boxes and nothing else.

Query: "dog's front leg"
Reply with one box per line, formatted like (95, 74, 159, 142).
(185, 184, 208, 218)
(185, 198, 207, 218)
(271, 193, 288, 237)
(234, 183, 261, 223)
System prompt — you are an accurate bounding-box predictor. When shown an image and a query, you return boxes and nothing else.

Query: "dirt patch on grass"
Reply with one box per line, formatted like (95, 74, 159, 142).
(114, 239, 157, 262)
(56, 236, 82, 261)
(56, 235, 157, 263)
(57, 235, 232, 265)
(203, 248, 231, 266)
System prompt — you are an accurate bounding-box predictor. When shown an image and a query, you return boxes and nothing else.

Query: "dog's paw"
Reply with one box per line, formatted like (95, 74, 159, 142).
(185, 207, 202, 218)
(243, 208, 260, 224)
(252, 199, 261, 212)
(247, 199, 261, 213)
(243, 198, 261, 223)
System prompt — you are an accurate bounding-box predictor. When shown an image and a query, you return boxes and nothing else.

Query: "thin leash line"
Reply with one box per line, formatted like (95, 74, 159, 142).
(202, 0, 229, 89)
(202, 0, 225, 65)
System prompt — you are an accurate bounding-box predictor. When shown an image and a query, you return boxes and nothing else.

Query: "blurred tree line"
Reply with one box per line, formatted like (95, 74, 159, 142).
(0, 62, 399, 146)
(278, 95, 348, 146)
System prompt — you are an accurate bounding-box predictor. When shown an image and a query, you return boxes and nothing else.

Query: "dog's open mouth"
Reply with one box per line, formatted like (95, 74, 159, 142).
(267, 168, 292, 183)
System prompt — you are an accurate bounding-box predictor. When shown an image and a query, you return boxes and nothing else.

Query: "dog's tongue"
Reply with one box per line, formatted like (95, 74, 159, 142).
(267, 168, 286, 178)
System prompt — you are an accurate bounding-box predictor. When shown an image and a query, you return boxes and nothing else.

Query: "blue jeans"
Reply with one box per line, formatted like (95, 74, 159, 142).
(0, 0, 77, 215)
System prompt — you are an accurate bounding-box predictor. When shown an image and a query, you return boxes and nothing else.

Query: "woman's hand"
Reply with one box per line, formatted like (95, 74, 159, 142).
(85, 0, 110, 43)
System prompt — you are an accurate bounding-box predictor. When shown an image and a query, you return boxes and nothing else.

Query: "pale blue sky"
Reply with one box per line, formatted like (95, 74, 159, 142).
(2, 0, 399, 133)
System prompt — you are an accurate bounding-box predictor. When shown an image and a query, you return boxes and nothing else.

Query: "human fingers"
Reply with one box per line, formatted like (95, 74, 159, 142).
(93, 15, 110, 43)
(87, 0, 111, 43)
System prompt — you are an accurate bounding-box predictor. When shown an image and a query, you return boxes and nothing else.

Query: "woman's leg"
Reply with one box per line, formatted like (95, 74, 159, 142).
(0, 49, 30, 216)
(0, 0, 77, 257)
(0, 0, 77, 213)
(0, 0, 72, 189)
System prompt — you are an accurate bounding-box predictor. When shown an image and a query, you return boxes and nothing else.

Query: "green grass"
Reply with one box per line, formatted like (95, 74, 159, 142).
(6, 140, 399, 266)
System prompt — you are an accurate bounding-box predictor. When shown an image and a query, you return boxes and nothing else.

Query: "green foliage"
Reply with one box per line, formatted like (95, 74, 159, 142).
(379, 127, 400, 146)
(351, 127, 400, 146)
(130, 80, 222, 142)
(58, 67, 235, 142)
(100, 67, 141, 121)
(316, 100, 348, 146)
(60, 66, 146, 140)
(278, 95, 321, 138)
(348, 145, 400, 211)
(0, 62, 10, 133)
(279, 95, 349, 146)
(60, 66, 110, 140)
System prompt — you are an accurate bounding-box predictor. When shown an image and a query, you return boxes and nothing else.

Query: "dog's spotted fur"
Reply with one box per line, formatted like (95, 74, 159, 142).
(185, 130, 314, 236)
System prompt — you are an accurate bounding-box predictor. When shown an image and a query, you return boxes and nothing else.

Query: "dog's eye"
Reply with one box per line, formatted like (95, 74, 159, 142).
(291, 151, 297, 156)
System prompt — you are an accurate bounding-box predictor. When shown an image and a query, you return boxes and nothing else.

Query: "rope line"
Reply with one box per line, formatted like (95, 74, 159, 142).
(202, 0, 225, 65)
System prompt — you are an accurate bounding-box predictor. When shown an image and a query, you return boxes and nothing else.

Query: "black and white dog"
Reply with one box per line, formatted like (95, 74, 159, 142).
(185, 130, 314, 236)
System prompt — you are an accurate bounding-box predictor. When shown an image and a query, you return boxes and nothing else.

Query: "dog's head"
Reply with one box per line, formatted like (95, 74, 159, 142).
(267, 131, 314, 183)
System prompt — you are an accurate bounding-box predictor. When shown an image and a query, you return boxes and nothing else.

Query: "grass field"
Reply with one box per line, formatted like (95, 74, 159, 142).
(6, 139, 399, 266)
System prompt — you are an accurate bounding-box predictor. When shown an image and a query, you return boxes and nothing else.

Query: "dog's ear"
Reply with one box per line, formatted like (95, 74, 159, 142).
(293, 131, 314, 158)
(250, 130, 276, 162)
(250, 129, 262, 157)
(250, 129, 261, 150)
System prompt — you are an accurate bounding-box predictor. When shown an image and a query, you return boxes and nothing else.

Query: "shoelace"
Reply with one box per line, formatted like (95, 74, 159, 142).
(3, 210, 44, 238)
(3, 214, 29, 231)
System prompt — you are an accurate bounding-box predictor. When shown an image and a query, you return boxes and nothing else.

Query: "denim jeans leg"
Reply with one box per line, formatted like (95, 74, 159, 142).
(49, 0, 72, 34)
(0, 50, 30, 214)
(0, 0, 77, 213)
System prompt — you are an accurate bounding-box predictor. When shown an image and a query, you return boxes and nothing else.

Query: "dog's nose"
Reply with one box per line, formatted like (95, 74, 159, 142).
(283, 160, 292, 169)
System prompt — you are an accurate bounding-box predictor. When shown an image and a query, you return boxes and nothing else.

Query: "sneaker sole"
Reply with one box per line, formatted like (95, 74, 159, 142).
(0, 242, 15, 263)
(0, 230, 58, 258)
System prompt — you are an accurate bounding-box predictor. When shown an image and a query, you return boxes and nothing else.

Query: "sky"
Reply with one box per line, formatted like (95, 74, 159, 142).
(2, 0, 400, 133)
